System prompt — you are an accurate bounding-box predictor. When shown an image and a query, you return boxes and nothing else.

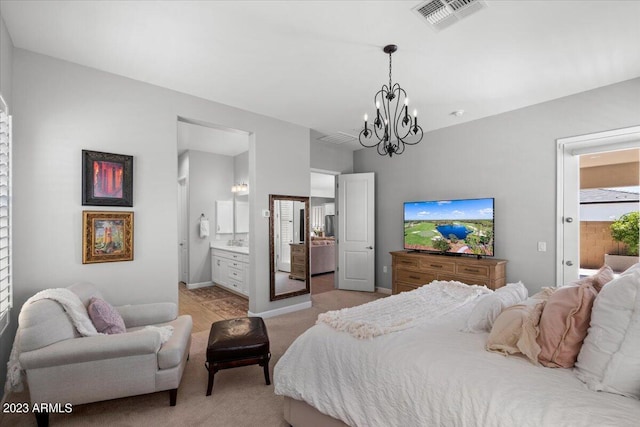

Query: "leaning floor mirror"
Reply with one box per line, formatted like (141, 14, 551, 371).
(269, 194, 310, 301)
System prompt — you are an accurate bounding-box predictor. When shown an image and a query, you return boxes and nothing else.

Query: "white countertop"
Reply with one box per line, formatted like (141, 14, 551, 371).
(210, 243, 249, 254)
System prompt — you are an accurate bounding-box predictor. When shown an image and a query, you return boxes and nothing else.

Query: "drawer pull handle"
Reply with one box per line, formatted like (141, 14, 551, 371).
(464, 268, 479, 273)
(409, 275, 421, 280)
(430, 264, 442, 268)
(401, 260, 413, 264)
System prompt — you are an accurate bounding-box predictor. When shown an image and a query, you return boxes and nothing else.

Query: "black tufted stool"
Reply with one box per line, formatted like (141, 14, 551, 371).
(205, 317, 271, 396)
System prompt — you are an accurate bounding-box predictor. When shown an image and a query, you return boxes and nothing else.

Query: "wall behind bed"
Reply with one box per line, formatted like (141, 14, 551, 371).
(354, 77, 640, 294)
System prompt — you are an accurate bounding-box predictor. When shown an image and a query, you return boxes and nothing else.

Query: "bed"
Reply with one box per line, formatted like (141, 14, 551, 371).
(274, 277, 640, 427)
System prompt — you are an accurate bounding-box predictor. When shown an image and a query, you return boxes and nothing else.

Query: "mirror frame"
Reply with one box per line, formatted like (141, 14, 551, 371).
(269, 194, 310, 301)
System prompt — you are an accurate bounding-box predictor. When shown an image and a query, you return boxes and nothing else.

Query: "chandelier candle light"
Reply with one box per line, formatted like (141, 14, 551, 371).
(359, 44, 423, 157)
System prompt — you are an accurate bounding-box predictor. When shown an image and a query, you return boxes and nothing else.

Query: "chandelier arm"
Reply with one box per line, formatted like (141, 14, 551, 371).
(358, 129, 378, 148)
(377, 142, 388, 156)
(402, 126, 424, 145)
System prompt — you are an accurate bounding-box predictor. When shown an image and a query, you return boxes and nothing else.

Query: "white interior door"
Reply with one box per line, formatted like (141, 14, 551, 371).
(557, 126, 640, 285)
(338, 172, 375, 292)
(177, 178, 189, 284)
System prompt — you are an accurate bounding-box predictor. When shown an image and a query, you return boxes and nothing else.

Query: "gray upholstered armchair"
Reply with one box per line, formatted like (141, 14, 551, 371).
(16, 282, 192, 426)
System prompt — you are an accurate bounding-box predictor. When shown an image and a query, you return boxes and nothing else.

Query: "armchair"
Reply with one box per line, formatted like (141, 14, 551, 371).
(17, 282, 192, 426)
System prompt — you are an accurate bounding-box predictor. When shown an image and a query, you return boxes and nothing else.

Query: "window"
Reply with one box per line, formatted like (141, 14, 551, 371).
(0, 95, 12, 337)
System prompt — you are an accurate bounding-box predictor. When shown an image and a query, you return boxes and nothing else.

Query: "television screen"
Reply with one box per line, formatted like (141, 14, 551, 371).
(404, 198, 494, 257)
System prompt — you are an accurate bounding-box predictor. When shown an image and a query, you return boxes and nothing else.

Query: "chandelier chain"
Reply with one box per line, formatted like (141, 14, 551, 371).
(388, 51, 393, 92)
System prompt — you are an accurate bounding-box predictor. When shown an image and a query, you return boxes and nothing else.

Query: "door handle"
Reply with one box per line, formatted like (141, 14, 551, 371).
(565, 217, 573, 223)
(366, 246, 373, 250)
(566, 260, 573, 266)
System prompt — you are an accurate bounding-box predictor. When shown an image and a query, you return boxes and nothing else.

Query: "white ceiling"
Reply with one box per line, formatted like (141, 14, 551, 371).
(177, 119, 249, 156)
(2, 1, 640, 152)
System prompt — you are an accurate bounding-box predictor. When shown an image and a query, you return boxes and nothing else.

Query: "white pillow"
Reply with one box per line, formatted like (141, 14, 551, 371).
(621, 262, 640, 277)
(463, 282, 528, 333)
(574, 270, 640, 399)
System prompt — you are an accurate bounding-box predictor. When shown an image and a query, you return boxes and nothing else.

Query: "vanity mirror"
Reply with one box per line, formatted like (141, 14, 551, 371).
(269, 194, 310, 301)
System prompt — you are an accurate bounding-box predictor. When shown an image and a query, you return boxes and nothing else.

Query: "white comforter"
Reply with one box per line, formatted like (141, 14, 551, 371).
(274, 293, 640, 427)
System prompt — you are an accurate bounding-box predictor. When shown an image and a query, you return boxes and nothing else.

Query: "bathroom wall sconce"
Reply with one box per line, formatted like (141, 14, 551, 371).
(232, 183, 249, 193)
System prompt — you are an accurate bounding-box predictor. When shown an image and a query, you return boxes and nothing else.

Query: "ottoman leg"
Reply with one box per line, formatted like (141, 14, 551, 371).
(262, 354, 271, 385)
(206, 364, 215, 396)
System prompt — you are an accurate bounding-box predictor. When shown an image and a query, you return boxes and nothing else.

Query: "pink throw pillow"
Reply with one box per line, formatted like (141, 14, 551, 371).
(537, 283, 597, 368)
(87, 297, 126, 334)
(569, 264, 614, 292)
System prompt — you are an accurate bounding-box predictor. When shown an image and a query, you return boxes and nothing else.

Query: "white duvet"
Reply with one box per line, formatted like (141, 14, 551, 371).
(274, 293, 640, 427)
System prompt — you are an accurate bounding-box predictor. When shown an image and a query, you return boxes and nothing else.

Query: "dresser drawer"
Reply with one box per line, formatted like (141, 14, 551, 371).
(395, 282, 421, 294)
(395, 257, 419, 268)
(290, 263, 305, 276)
(290, 244, 306, 255)
(456, 264, 490, 278)
(420, 259, 455, 273)
(396, 269, 437, 285)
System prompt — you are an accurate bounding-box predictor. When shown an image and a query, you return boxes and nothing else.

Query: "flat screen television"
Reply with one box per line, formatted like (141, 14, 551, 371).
(403, 198, 495, 257)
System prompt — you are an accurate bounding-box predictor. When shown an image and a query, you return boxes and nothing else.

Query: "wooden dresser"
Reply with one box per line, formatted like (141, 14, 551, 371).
(289, 243, 307, 281)
(391, 251, 507, 294)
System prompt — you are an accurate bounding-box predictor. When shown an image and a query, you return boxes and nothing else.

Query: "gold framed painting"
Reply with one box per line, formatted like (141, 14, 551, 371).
(82, 211, 134, 264)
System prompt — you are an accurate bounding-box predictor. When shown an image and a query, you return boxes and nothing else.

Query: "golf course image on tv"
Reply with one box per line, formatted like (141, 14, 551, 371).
(403, 198, 494, 256)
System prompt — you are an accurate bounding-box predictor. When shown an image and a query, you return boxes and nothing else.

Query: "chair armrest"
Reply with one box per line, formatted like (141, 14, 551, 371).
(116, 303, 177, 328)
(19, 330, 161, 370)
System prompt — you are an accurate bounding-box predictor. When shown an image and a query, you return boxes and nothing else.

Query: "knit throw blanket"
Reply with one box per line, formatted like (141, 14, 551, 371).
(317, 280, 491, 339)
(5, 288, 100, 393)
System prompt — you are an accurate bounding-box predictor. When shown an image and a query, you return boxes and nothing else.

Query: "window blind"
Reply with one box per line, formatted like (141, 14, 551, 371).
(311, 205, 324, 231)
(0, 96, 12, 337)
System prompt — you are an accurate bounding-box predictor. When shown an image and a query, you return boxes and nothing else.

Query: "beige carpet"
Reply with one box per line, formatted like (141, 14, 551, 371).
(0, 290, 383, 427)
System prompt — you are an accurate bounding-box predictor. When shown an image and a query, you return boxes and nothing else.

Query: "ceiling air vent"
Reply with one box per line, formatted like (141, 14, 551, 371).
(413, 0, 487, 32)
(318, 132, 356, 144)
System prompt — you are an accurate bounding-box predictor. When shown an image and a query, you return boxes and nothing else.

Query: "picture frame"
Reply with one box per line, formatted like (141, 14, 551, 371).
(82, 150, 133, 207)
(82, 211, 134, 264)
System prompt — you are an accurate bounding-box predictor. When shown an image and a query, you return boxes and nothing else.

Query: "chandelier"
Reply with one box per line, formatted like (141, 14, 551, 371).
(359, 45, 423, 157)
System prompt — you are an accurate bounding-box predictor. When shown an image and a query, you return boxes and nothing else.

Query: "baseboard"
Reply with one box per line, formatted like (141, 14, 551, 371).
(248, 300, 312, 319)
(186, 281, 213, 290)
(376, 287, 392, 295)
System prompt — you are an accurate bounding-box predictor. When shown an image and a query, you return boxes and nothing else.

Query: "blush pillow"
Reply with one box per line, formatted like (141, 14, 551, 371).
(537, 283, 597, 368)
(574, 270, 640, 399)
(463, 282, 528, 333)
(87, 297, 126, 334)
(486, 297, 547, 365)
(569, 264, 614, 292)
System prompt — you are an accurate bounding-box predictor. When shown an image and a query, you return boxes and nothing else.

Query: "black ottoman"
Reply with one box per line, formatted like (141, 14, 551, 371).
(205, 317, 271, 396)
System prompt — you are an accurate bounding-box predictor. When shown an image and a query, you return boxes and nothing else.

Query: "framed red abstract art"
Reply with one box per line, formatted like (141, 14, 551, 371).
(82, 150, 133, 206)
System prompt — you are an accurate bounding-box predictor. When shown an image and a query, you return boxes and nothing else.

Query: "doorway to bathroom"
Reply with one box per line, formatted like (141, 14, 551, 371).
(176, 117, 251, 332)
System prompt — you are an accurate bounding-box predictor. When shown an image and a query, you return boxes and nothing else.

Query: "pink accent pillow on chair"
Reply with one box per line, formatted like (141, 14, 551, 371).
(537, 283, 597, 368)
(87, 297, 126, 334)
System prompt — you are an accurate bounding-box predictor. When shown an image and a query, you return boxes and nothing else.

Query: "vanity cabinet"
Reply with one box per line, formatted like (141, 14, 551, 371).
(211, 248, 249, 297)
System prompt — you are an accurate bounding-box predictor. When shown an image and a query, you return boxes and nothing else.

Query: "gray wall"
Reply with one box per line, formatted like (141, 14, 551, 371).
(187, 150, 234, 284)
(310, 134, 354, 173)
(5, 48, 312, 390)
(354, 77, 640, 294)
(0, 11, 13, 400)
